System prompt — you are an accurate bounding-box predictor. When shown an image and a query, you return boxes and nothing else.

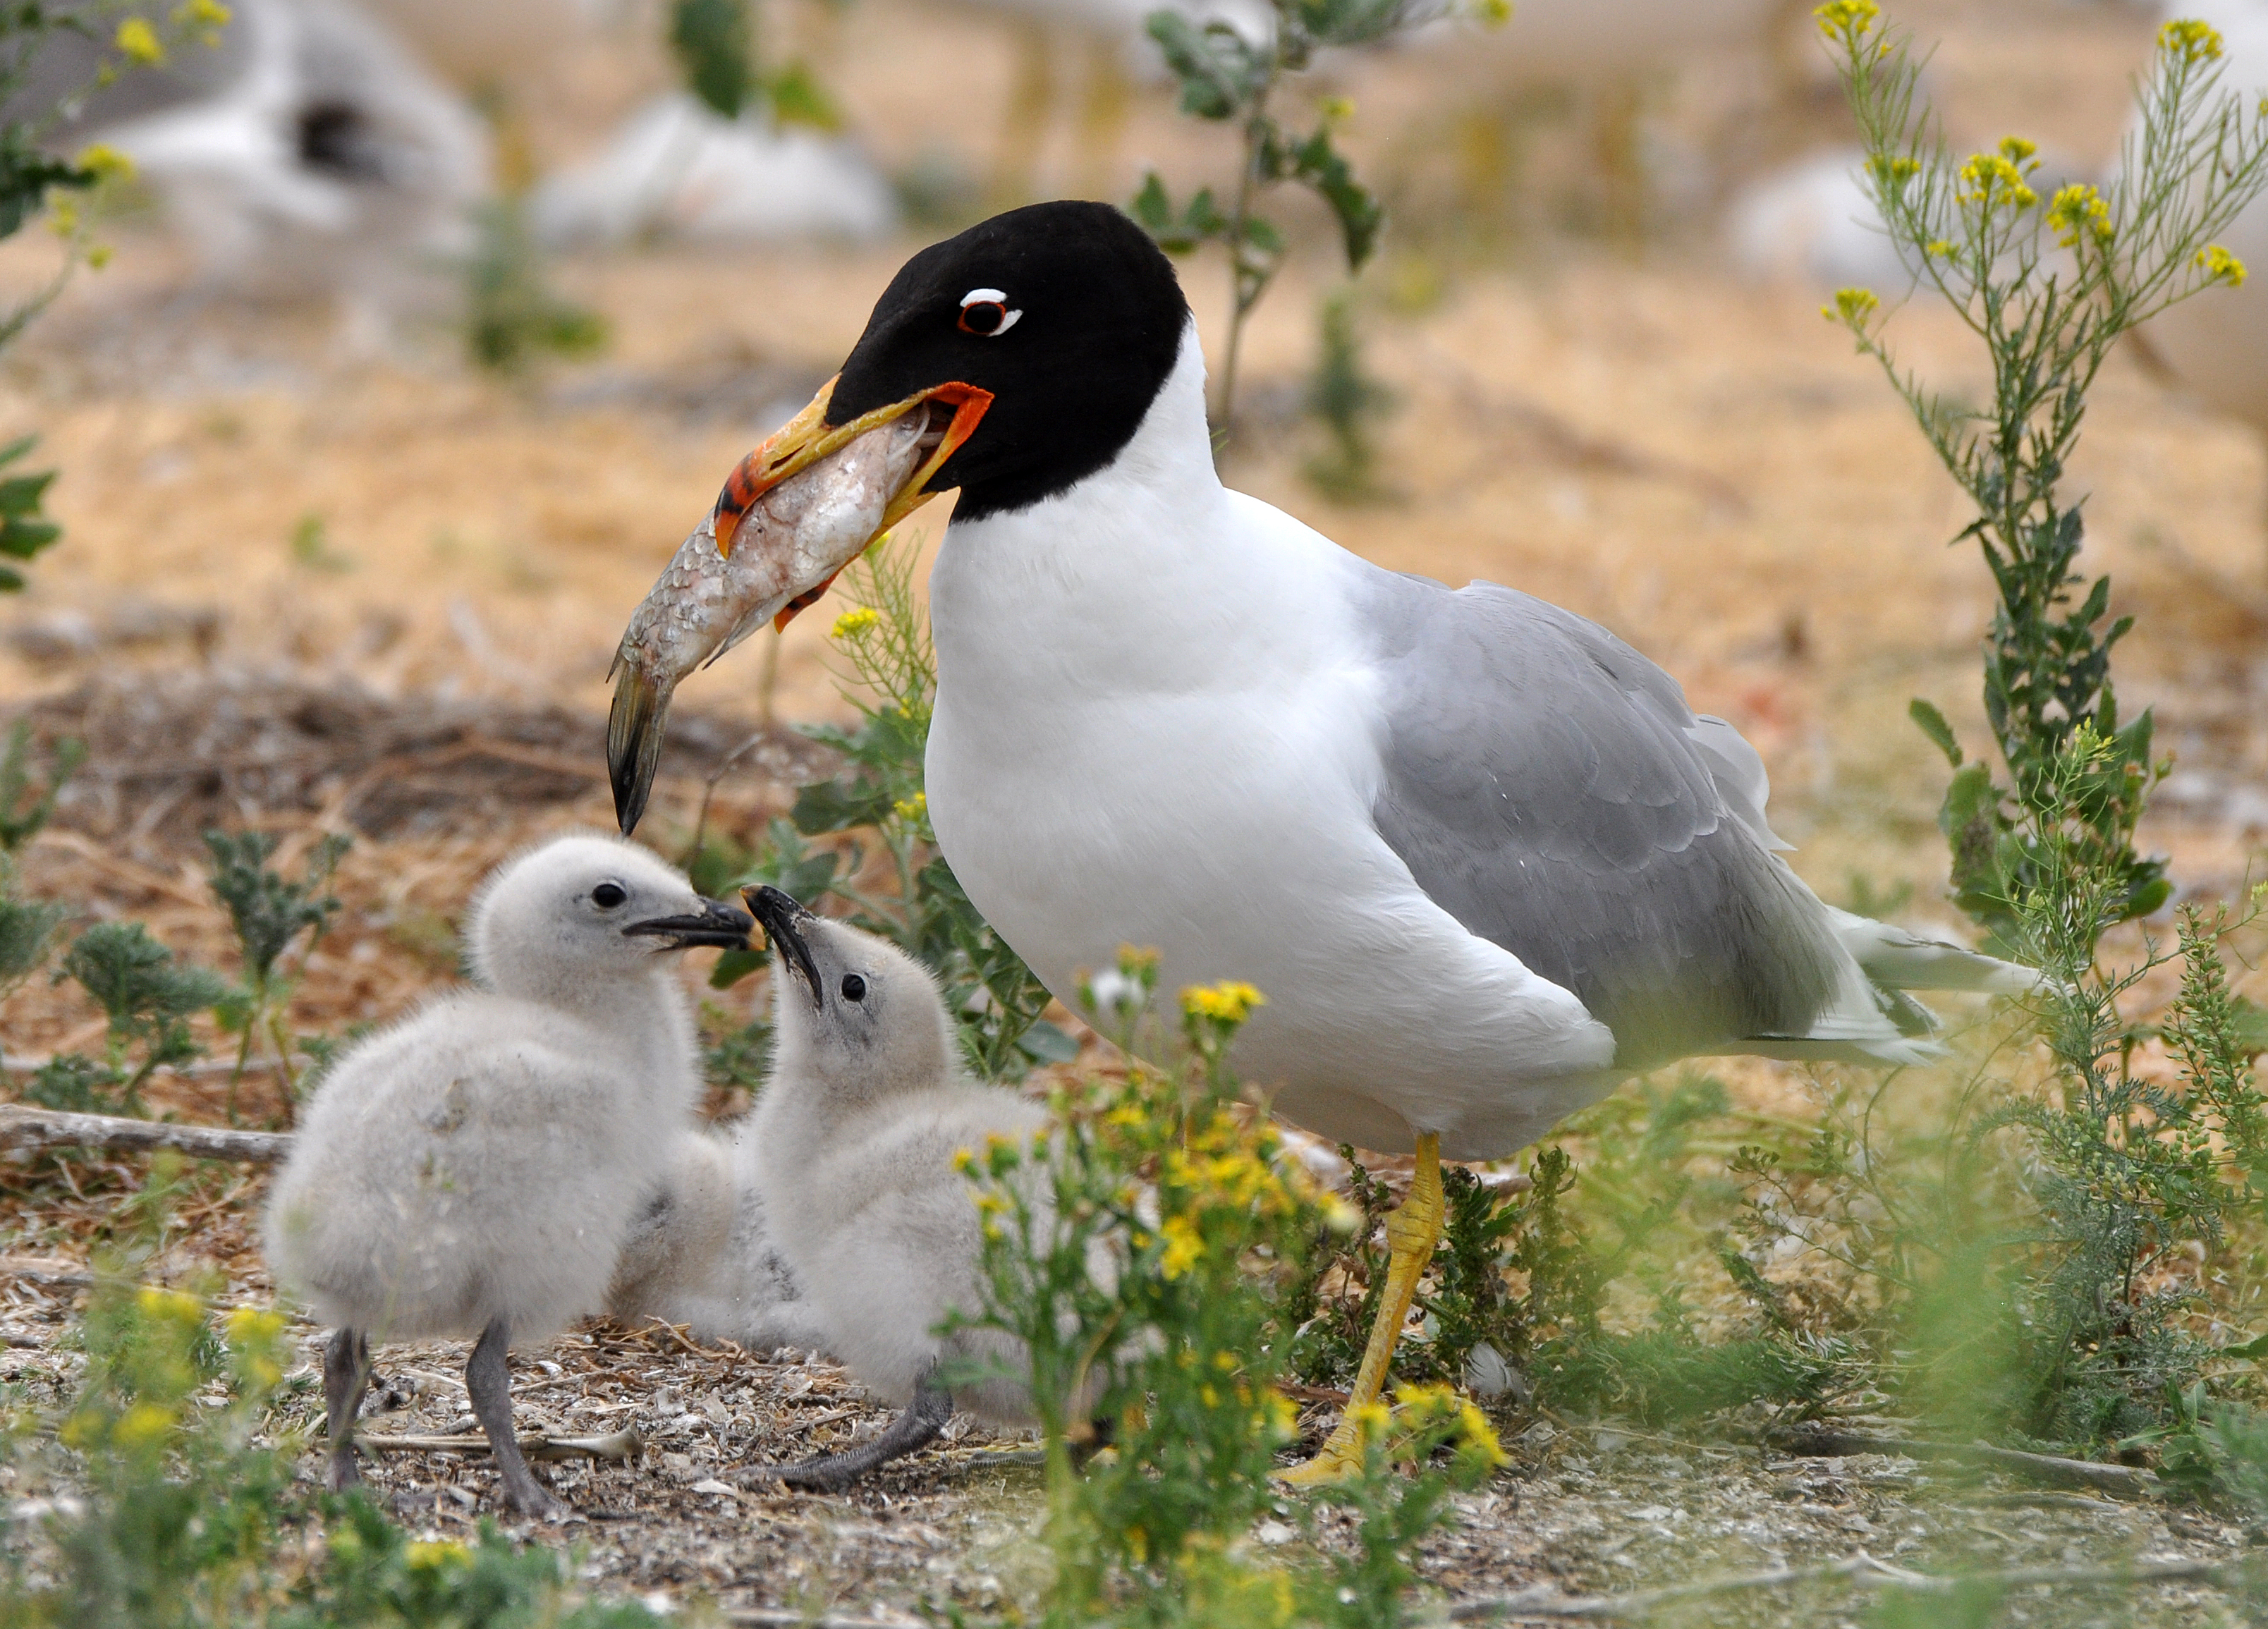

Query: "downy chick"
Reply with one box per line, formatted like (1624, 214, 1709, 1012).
(264, 834, 750, 1518)
(740, 886, 1049, 1490)
(604, 1120, 827, 1353)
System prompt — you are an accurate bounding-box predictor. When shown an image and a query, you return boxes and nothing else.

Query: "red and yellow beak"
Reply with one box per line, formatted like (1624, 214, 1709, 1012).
(708, 376, 993, 604)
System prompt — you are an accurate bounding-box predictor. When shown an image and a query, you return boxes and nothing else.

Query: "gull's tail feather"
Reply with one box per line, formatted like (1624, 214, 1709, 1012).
(1828, 909, 2047, 995)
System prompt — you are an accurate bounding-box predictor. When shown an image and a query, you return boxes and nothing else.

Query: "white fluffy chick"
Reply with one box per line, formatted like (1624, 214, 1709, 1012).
(738, 886, 1049, 1491)
(604, 1120, 828, 1353)
(264, 834, 750, 1518)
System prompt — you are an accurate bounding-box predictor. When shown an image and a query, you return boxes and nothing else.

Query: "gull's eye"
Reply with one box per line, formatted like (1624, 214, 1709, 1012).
(592, 882, 628, 909)
(958, 288, 1021, 338)
(840, 973, 867, 1002)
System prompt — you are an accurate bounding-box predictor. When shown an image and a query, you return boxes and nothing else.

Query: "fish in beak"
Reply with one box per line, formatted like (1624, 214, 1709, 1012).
(743, 885, 822, 1006)
(621, 895, 757, 951)
(606, 377, 992, 836)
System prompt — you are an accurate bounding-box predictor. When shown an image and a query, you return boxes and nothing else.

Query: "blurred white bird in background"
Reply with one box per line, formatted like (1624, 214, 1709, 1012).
(528, 90, 897, 245)
(21, 0, 488, 310)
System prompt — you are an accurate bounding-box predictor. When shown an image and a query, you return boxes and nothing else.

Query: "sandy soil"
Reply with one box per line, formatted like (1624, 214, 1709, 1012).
(6, 0, 2268, 1618)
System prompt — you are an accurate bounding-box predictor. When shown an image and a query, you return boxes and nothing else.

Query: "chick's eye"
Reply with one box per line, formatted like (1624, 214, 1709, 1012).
(840, 973, 867, 1002)
(591, 882, 628, 909)
(957, 288, 1021, 337)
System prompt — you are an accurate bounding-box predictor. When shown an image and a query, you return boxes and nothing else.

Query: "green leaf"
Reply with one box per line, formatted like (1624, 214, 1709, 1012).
(767, 61, 842, 131)
(2220, 1330, 2268, 1362)
(1286, 126, 1382, 270)
(707, 946, 767, 989)
(1144, 11, 1250, 121)
(671, 0, 754, 120)
(1908, 697, 1963, 766)
(1016, 1020, 1081, 1065)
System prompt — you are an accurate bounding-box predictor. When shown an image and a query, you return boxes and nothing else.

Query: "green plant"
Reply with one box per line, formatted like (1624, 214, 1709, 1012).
(0, 1168, 664, 1628)
(0, 719, 78, 998)
(713, 534, 1071, 1080)
(1, 1159, 298, 1627)
(463, 197, 607, 374)
(0, 431, 60, 590)
(203, 829, 349, 1121)
(1303, 290, 1396, 501)
(1819, 1, 2268, 951)
(29, 922, 230, 1116)
(0, 5, 215, 593)
(954, 949, 1500, 1628)
(668, 0, 841, 130)
(1133, 0, 1498, 432)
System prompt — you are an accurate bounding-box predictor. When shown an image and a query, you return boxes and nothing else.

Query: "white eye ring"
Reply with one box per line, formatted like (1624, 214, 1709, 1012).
(958, 288, 1022, 336)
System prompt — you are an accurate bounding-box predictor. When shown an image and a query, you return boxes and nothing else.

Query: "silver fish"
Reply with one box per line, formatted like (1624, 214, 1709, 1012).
(607, 413, 929, 835)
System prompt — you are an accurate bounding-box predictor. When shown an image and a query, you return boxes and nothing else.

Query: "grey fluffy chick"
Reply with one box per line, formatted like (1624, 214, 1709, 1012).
(604, 1120, 827, 1353)
(264, 834, 750, 1518)
(739, 886, 1050, 1490)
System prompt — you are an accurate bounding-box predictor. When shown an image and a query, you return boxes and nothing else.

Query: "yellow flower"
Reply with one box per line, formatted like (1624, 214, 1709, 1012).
(2159, 18, 2224, 63)
(2045, 183, 2113, 250)
(74, 144, 135, 182)
(114, 18, 165, 63)
(1812, 0, 1878, 41)
(47, 198, 78, 238)
(138, 1286, 204, 1323)
(1469, 0, 1511, 25)
(1822, 286, 1879, 327)
(1997, 135, 2038, 167)
(406, 1539, 471, 1570)
(1956, 152, 2037, 212)
(111, 1401, 176, 1450)
(224, 1305, 286, 1345)
(2197, 243, 2248, 287)
(1317, 96, 1355, 123)
(1159, 1213, 1204, 1279)
(952, 1147, 975, 1173)
(173, 0, 231, 25)
(1458, 1401, 1510, 1467)
(87, 243, 111, 269)
(891, 791, 926, 822)
(1180, 980, 1266, 1025)
(830, 606, 879, 640)
(1923, 238, 1955, 258)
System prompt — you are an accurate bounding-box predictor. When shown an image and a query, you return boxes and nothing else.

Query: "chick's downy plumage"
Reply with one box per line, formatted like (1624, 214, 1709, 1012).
(263, 834, 749, 1513)
(740, 888, 1051, 1488)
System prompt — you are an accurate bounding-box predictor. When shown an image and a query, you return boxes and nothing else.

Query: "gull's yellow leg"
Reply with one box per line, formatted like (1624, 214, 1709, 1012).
(1279, 1133, 1444, 1486)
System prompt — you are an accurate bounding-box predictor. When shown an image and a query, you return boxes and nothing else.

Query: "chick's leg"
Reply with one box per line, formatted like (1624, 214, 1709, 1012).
(323, 1327, 371, 1490)
(767, 1370, 954, 1493)
(466, 1320, 567, 1520)
(1279, 1133, 1444, 1487)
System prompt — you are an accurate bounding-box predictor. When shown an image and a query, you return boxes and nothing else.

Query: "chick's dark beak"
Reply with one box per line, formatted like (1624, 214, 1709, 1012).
(622, 896, 755, 951)
(743, 885, 822, 1005)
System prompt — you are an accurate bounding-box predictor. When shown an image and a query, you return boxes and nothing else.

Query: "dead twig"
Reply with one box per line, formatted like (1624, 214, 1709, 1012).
(1772, 1424, 2162, 1496)
(0, 1104, 293, 1164)
(355, 1427, 643, 1463)
(0, 1256, 94, 1288)
(1451, 1552, 2238, 1621)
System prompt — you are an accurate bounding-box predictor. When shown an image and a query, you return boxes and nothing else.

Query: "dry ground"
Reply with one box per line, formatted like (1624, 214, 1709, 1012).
(6, 0, 2268, 1619)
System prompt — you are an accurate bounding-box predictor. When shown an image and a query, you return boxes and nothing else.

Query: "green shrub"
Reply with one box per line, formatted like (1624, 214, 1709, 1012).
(955, 950, 1501, 1628)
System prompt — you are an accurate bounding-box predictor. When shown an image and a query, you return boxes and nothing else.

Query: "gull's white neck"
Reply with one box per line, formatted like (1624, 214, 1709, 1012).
(929, 322, 1358, 705)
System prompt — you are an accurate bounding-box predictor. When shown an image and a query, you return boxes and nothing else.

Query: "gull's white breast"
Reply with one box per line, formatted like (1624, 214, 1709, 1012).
(924, 336, 1618, 1158)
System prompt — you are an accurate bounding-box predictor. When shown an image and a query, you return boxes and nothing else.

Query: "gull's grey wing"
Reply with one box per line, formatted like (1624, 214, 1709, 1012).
(1360, 572, 1851, 1071)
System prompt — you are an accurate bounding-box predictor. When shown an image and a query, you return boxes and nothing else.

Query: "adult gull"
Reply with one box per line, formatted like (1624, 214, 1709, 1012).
(607, 200, 2037, 1481)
